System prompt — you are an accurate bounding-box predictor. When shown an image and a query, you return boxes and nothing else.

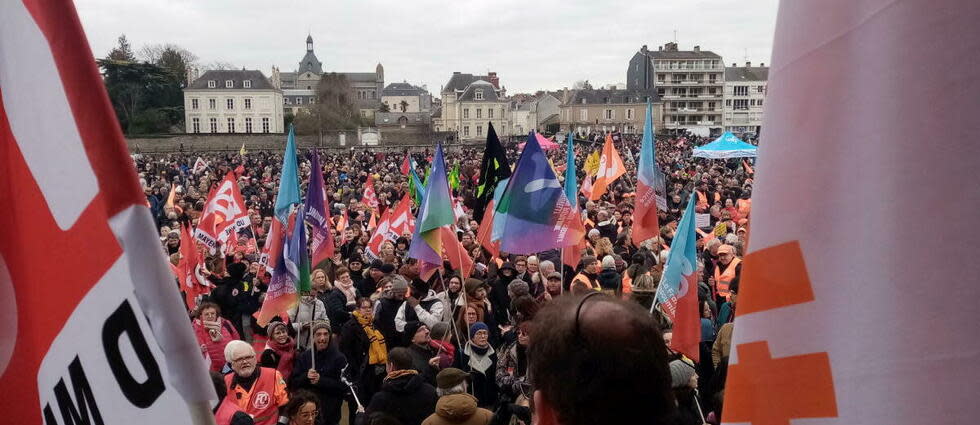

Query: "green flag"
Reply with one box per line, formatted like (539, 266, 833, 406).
(449, 162, 461, 191)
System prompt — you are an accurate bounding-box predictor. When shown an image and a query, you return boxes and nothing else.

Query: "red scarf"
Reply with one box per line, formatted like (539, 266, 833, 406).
(265, 337, 296, 379)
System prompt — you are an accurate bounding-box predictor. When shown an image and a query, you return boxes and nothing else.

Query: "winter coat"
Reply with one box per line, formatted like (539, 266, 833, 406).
(192, 317, 240, 372)
(494, 341, 530, 403)
(374, 297, 403, 350)
(712, 323, 733, 368)
(325, 287, 356, 333)
(456, 343, 499, 408)
(395, 290, 446, 332)
(421, 393, 493, 425)
(289, 342, 349, 425)
(365, 373, 438, 425)
(597, 269, 623, 294)
(288, 297, 328, 351)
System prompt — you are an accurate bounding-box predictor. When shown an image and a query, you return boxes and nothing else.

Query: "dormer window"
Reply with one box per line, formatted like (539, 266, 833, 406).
(243, 80, 252, 88)
(225, 80, 234, 88)
(581, 98, 587, 104)
(207, 80, 216, 88)
(475, 89, 484, 100)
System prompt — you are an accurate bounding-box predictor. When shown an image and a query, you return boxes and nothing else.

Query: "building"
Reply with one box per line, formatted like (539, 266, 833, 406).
(558, 88, 661, 136)
(627, 42, 725, 135)
(381, 82, 432, 113)
(432, 72, 509, 141)
(272, 35, 384, 120)
(183, 69, 284, 134)
(723, 62, 768, 135)
(508, 92, 561, 135)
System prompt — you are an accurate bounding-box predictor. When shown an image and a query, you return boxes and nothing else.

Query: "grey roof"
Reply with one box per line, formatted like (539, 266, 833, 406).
(298, 50, 322, 75)
(341, 72, 378, 82)
(724, 66, 769, 82)
(382, 82, 424, 96)
(458, 80, 500, 102)
(444, 73, 489, 92)
(647, 50, 721, 60)
(187, 70, 276, 90)
(568, 88, 659, 105)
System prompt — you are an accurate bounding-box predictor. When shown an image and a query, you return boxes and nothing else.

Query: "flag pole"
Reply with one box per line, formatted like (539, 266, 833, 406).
(559, 247, 565, 295)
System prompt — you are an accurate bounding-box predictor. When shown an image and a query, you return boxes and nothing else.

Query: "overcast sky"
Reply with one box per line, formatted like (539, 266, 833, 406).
(76, 0, 778, 94)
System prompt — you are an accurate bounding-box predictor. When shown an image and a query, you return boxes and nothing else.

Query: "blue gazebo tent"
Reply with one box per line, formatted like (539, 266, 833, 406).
(692, 132, 758, 159)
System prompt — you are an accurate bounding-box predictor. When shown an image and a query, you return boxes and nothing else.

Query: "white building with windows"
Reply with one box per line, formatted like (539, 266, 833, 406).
(431, 72, 509, 141)
(184, 70, 284, 134)
(722, 62, 768, 135)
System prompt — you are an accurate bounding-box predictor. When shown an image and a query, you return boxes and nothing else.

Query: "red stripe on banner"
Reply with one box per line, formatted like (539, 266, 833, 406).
(21, 0, 145, 216)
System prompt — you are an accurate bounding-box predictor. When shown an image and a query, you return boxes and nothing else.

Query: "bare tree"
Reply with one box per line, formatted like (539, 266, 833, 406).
(138, 43, 198, 66)
(199, 61, 237, 71)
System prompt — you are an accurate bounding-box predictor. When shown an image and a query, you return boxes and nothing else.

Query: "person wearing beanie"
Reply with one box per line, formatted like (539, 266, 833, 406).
(259, 321, 295, 381)
(669, 359, 703, 425)
(455, 322, 498, 408)
(597, 255, 624, 296)
(289, 319, 347, 425)
(489, 262, 518, 327)
(571, 256, 600, 293)
(403, 322, 440, 386)
(422, 368, 493, 425)
(359, 259, 386, 298)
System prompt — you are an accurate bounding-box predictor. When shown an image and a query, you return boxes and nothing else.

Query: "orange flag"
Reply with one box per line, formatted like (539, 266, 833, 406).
(589, 134, 625, 200)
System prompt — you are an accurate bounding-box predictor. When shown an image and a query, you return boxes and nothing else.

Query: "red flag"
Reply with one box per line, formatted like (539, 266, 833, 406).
(362, 177, 379, 209)
(590, 134, 626, 200)
(388, 194, 415, 237)
(440, 227, 474, 278)
(234, 164, 245, 177)
(400, 154, 410, 175)
(194, 172, 249, 254)
(365, 209, 394, 259)
(475, 199, 500, 258)
(260, 218, 285, 271)
(178, 222, 209, 309)
(0, 1, 214, 422)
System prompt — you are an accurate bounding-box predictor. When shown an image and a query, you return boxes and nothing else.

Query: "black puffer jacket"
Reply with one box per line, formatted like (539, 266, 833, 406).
(597, 268, 623, 293)
(364, 373, 438, 425)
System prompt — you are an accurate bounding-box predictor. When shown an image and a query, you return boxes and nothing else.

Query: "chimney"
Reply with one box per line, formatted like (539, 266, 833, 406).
(453, 71, 461, 75)
(760, 62, 765, 67)
(488, 71, 500, 89)
(745, 61, 751, 67)
(641, 44, 648, 54)
(694, 45, 700, 52)
(659, 46, 663, 51)
(732, 62, 737, 67)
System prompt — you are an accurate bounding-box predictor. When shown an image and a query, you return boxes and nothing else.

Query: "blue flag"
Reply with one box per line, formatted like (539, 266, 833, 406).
(564, 132, 577, 206)
(274, 125, 301, 223)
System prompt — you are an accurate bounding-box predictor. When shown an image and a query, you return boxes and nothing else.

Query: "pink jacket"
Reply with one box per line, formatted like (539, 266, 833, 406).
(193, 318, 240, 371)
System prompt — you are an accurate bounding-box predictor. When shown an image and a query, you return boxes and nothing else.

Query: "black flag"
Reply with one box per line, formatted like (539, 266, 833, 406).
(473, 122, 511, 222)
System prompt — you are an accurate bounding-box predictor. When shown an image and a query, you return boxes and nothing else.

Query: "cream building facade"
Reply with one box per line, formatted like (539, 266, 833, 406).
(432, 72, 510, 141)
(723, 62, 768, 135)
(558, 88, 662, 136)
(183, 70, 284, 134)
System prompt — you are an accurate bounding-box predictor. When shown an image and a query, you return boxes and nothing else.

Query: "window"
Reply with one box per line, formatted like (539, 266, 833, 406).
(463, 109, 470, 119)
(757, 85, 764, 93)
(225, 80, 234, 88)
(477, 125, 483, 135)
(191, 98, 199, 110)
(309, 97, 315, 104)
(207, 80, 216, 88)
(734, 86, 749, 96)
(750, 99, 756, 106)
(733, 99, 749, 110)
(244, 98, 252, 109)
(605, 109, 614, 120)
(725, 99, 732, 106)
(758, 99, 764, 106)
(475, 89, 484, 100)
(245, 117, 252, 133)
(227, 117, 235, 132)
(488, 108, 494, 119)
(626, 109, 634, 120)
(262, 117, 270, 133)
(243, 80, 252, 89)
(580, 109, 588, 121)
(476, 108, 482, 119)
(192, 118, 200, 133)
(208, 98, 216, 109)
(209, 118, 218, 133)
(285, 98, 291, 105)
(297, 97, 303, 105)
(580, 98, 587, 104)
(463, 126, 470, 137)
(370, 91, 376, 99)
(361, 110, 367, 117)
(226, 98, 234, 109)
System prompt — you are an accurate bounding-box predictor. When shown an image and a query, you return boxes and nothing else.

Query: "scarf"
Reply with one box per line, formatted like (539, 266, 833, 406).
(265, 336, 296, 378)
(338, 284, 357, 304)
(464, 342, 495, 375)
(354, 311, 387, 365)
(384, 368, 418, 382)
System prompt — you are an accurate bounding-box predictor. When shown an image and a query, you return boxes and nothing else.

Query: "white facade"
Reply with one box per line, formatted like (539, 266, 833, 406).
(722, 63, 768, 135)
(184, 70, 284, 134)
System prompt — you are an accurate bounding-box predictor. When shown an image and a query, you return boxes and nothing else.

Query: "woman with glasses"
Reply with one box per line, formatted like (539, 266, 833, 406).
(280, 389, 319, 425)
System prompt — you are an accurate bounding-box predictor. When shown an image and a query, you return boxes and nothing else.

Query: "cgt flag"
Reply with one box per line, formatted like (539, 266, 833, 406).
(0, 1, 215, 423)
(653, 194, 700, 362)
(722, 2, 980, 425)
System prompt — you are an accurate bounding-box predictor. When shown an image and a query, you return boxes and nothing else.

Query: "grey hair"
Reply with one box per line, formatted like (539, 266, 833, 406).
(224, 340, 254, 363)
(436, 382, 468, 396)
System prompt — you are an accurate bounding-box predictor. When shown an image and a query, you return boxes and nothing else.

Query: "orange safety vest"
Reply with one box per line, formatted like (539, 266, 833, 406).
(736, 198, 752, 217)
(621, 272, 634, 298)
(224, 367, 288, 425)
(572, 273, 598, 290)
(714, 257, 741, 301)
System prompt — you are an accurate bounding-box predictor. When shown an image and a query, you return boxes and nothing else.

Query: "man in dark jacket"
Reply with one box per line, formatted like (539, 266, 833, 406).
(597, 255, 623, 295)
(374, 275, 408, 347)
(404, 322, 440, 386)
(488, 262, 517, 326)
(364, 347, 438, 425)
(289, 320, 348, 425)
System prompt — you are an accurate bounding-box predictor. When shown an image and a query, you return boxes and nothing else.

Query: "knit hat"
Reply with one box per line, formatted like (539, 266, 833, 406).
(507, 279, 530, 297)
(464, 278, 488, 296)
(380, 263, 396, 274)
(404, 322, 427, 341)
(469, 322, 489, 339)
(601, 255, 616, 270)
(669, 359, 696, 389)
(266, 321, 288, 336)
(436, 368, 469, 390)
(310, 320, 331, 335)
(390, 275, 409, 293)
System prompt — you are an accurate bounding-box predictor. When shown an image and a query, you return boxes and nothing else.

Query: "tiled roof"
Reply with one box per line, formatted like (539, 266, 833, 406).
(187, 70, 276, 90)
(724, 66, 769, 82)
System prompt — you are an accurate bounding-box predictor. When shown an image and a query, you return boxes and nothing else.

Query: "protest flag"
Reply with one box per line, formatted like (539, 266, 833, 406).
(274, 125, 301, 223)
(653, 194, 700, 362)
(590, 133, 625, 200)
(0, 1, 215, 422)
(400, 154, 410, 175)
(722, 2, 980, 424)
(407, 144, 455, 276)
(473, 122, 511, 222)
(633, 101, 663, 246)
(256, 211, 303, 326)
(179, 222, 209, 309)
(304, 150, 335, 267)
(562, 131, 587, 268)
(449, 161, 461, 191)
(362, 177, 379, 209)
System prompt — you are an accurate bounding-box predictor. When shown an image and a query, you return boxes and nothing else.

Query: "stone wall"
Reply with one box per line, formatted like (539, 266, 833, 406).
(126, 129, 461, 153)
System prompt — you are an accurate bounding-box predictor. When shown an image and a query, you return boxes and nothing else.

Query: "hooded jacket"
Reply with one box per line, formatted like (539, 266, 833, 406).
(289, 341, 348, 425)
(421, 393, 493, 425)
(365, 373, 438, 425)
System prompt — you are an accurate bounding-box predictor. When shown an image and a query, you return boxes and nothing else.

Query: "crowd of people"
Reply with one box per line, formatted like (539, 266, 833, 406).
(138, 130, 757, 425)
